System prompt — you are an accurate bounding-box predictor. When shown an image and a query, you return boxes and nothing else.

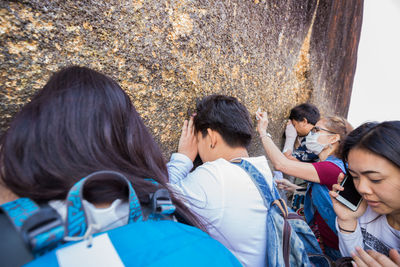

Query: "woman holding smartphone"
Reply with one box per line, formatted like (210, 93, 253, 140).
(329, 121, 400, 266)
(256, 110, 353, 261)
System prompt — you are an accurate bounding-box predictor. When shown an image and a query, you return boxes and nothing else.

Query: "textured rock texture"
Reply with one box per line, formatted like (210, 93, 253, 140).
(0, 0, 363, 157)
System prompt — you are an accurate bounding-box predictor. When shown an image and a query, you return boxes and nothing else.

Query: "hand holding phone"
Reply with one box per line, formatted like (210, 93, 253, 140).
(335, 175, 363, 211)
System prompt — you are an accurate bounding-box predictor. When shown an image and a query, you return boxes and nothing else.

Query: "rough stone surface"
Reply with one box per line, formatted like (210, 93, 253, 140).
(0, 0, 363, 158)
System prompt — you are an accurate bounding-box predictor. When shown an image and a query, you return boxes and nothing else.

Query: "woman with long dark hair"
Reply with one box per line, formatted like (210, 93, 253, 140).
(0, 66, 201, 227)
(0, 66, 240, 266)
(330, 121, 400, 266)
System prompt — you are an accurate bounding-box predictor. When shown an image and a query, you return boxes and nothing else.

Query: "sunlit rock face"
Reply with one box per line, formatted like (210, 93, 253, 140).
(0, 0, 363, 157)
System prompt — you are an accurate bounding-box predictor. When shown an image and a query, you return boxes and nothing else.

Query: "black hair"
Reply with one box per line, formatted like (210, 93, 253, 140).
(289, 103, 320, 125)
(193, 95, 253, 148)
(341, 121, 400, 169)
(340, 121, 400, 224)
(0, 66, 205, 230)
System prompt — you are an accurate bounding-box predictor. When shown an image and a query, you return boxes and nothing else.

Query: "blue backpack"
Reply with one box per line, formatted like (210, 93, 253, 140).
(0, 171, 241, 267)
(232, 159, 332, 267)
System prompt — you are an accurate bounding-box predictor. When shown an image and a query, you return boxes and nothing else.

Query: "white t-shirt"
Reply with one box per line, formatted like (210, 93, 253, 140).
(49, 199, 129, 233)
(167, 153, 273, 267)
(337, 206, 400, 256)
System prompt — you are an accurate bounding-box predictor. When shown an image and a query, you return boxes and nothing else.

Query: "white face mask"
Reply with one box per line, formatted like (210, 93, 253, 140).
(305, 132, 333, 155)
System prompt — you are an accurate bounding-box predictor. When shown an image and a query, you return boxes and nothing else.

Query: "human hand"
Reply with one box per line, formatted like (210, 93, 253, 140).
(283, 150, 293, 157)
(275, 179, 302, 192)
(255, 108, 269, 135)
(285, 153, 299, 162)
(329, 173, 367, 230)
(285, 120, 297, 139)
(283, 150, 301, 161)
(177, 116, 198, 162)
(352, 247, 400, 267)
(282, 121, 297, 153)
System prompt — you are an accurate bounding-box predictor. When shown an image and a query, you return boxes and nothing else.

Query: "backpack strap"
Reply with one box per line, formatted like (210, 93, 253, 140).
(272, 199, 289, 218)
(0, 208, 34, 267)
(0, 171, 177, 262)
(145, 178, 176, 216)
(66, 170, 144, 237)
(65, 171, 178, 237)
(232, 159, 296, 267)
(231, 159, 280, 207)
(0, 198, 64, 256)
(304, 156, 345, 234)
(149, 188, 176, 216)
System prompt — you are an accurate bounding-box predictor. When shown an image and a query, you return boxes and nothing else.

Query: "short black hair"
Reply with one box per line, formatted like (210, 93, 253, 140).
(289, 103, 320, 125)
(194, 95, 253, 148)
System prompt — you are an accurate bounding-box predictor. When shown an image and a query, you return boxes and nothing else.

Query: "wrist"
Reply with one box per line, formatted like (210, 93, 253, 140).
(259, 132, 272, 138)
(285, 135, 297, 141)
(337, 218, 357, 233)
(338, 225, 355, 233)
(177, 150, 196, 162)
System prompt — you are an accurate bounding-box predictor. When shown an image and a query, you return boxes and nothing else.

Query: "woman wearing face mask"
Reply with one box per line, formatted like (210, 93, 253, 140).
(329, 121, 400, 267)
(256, 110, 353, 261)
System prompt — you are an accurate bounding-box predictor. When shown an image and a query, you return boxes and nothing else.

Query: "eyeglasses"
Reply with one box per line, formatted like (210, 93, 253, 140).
(311, 126, 338, 134)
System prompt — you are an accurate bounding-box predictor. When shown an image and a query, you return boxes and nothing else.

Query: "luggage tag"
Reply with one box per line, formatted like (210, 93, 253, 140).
(56, 233, 124, 267)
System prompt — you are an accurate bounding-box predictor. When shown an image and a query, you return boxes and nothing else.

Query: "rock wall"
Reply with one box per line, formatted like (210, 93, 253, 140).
(0, 0, 363, 157)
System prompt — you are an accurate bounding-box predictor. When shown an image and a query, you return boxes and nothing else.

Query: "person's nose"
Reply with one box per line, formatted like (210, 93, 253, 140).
(355, 177, 373, 195)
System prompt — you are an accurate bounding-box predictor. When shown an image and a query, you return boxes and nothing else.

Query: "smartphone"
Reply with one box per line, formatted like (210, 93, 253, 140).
(335, 175, 363, 211)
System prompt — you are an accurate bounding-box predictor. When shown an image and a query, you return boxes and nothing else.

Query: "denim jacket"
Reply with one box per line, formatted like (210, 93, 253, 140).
(304, 156, 346, 234)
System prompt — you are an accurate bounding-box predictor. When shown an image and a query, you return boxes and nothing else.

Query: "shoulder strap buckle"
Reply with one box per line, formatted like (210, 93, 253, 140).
(150, 188, 176, 215)
(21, 205, 65, 255)
(1, 198, 65, 256)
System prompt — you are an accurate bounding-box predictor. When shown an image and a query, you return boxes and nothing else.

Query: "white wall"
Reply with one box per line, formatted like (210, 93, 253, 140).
(347, 0, 400, 128)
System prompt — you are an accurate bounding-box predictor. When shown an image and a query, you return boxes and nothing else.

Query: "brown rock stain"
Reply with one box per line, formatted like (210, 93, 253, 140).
(169, 12, 193, 41)
(231, 65, 240, 80)
(0, 0, 362, 157)
(7, 40, 38, 54)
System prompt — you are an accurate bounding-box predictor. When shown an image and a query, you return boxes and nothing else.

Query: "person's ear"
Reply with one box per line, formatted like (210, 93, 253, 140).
(330, 134, 340, 144)
(207, 128, 217, 149)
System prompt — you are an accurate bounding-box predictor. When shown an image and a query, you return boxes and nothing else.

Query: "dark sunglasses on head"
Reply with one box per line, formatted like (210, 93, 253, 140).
(311, 126, 338, 134)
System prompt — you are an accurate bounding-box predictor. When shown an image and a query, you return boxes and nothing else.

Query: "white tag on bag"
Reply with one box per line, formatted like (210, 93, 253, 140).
(56, 233, 125, 267)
